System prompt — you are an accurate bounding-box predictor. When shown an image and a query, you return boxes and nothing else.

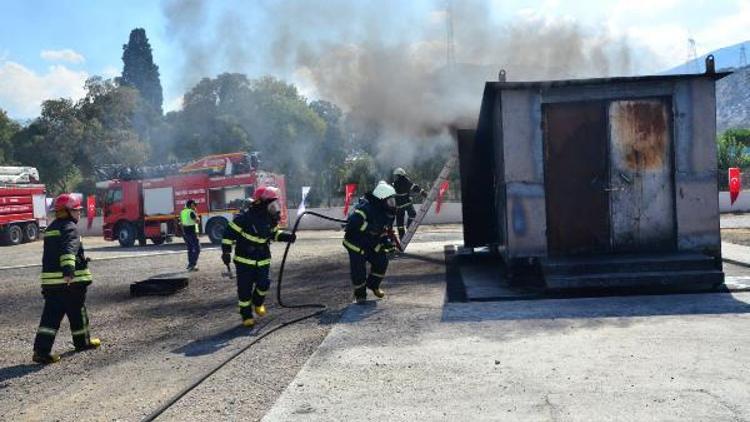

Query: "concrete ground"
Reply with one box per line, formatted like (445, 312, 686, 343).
(264, 271, 750, 421)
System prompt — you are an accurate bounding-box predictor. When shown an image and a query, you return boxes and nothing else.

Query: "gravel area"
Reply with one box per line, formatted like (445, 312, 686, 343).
(721, 228, 750, 248)
(0, 225, 462, 421)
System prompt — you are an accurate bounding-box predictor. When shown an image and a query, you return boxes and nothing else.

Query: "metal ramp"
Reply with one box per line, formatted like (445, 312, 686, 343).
(399, 153, 457, 251)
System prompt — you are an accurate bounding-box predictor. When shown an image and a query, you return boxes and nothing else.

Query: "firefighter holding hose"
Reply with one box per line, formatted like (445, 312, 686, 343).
(392, 168, 427, 241)
(343, 181, 397, 304)
(221, 186, 295, 328)
(32, 194, 100, 364)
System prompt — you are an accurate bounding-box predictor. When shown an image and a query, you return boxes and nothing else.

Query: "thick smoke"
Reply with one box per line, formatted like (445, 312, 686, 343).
(162, 0, 643, 166)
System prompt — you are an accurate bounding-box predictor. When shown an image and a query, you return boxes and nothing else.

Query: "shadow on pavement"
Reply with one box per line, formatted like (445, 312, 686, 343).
(0, 363, 44, 385)
(171, 324, 255, 357)
(441, 291, 750, 323)
(171, 311, 286, 357)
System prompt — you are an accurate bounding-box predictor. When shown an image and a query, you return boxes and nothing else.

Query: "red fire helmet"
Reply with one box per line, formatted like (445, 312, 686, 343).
(53, 193, 83, 212)
(253, 186, 280, 202)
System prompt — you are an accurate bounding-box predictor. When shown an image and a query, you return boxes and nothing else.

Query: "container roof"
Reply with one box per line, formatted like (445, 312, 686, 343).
(487, 71, 731, 90)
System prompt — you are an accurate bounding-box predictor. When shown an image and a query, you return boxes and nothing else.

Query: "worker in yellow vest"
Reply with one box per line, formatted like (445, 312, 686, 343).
(181, 199, 201, 271)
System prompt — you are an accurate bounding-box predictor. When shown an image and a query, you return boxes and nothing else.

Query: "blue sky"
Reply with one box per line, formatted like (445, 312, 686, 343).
(1, 0, 749, 119)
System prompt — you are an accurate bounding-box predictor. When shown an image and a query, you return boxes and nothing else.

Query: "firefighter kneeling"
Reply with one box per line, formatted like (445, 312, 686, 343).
(221, 187, 295, 328)
(33, 194, 100, 364)
(343, 181, 397, 304)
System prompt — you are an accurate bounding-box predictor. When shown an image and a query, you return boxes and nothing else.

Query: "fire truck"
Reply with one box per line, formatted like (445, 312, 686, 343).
(0, 167, 47, 246)
(96, 153, 288, 247)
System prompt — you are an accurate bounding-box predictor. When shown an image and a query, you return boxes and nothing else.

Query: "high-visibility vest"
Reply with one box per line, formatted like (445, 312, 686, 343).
(180, 207, 197, 227)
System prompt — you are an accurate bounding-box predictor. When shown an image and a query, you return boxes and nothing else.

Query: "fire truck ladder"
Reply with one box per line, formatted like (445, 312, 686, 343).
(399, 153, 457, 251)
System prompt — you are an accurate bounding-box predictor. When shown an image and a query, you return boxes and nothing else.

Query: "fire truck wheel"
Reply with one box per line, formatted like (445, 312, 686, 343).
(2, 224, 23, 246)
(150, 237, 165, 245)
(23, 222, 39, 242)
(206, 218, 228, 245)
(116, 222, 136, 247)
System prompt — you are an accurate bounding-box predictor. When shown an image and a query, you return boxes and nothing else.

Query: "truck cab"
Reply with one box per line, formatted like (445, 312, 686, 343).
(97, 152, 287, 247)
(98, 179, 144, 247)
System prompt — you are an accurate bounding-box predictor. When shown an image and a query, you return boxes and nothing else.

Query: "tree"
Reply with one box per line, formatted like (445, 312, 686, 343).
(717, 129, 750, 190)
(340, 153, 379, 198)
(0, 108, 21, 164)
(10, 78, 152, 195)
(12, 99, 84, 194)
(76, 77, 150, 171)
(168, 74, 254, 160)
(722, 128, 750, 146)
(309, 100, 346, 206)
(121, 28, 163, 115)
(164, 74, 329, 204)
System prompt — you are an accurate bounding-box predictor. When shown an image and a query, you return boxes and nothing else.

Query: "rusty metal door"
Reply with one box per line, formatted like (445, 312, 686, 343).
(544, 101, 610, 256)
(608, 99, 675, 252)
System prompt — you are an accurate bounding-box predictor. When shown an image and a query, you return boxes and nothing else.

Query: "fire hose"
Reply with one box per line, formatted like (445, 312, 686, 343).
(142, 210, 347, 422)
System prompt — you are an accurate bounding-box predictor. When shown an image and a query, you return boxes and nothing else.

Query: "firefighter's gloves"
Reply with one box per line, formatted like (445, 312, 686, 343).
(288, 233, 297, 243)
(221, 253, 232, 265)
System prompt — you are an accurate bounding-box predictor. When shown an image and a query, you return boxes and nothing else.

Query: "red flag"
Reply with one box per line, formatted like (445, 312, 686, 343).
(729, 167, 741, 205)
(343, 183, 357, 216)
(86, 195, 96, 229)
(436, 181, 449, 214)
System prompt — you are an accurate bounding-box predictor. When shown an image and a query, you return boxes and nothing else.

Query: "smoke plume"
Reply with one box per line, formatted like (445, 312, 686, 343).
(162, 0, 645, 166)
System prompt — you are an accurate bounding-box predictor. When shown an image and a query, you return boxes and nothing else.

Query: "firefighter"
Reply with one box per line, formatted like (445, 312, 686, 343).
(181, 199, 201, 271)
(343, 181, 397, 304)
(32, 194, 100, 364)
(221, 186, 296, 328)
(392, 168, 427, 240)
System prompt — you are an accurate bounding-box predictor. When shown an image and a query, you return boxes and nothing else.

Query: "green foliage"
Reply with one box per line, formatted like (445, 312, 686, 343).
(340, 153, 379, 199)
(120, 28, 163, 115)
(0, 109, 21, 164)
(12, 99, 84, 194)
(9, 77, 151, 195)
(722, 128, 750, 146)
(717, 129, 750, 190)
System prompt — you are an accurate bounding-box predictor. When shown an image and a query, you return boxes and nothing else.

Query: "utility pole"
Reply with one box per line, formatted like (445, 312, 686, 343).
(687, 38, 698, 73)
(446, 0, 456, 67)
(740, 43, 748, 67)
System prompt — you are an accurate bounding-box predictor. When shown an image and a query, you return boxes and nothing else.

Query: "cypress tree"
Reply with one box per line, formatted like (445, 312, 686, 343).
(121, 28, 163, 114)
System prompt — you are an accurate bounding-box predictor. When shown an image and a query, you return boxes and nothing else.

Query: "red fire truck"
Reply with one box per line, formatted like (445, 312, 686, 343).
(0, 167, 47, 246)
(96, 153, 288, 247)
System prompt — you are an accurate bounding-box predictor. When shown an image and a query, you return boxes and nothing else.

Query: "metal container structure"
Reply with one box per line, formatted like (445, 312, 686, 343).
(460, 57, 728, 289)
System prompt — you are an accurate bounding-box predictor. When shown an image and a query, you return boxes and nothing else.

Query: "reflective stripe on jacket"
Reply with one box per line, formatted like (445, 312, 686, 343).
(221, 205, 294, 267)
(41, 217, 91, 287)
(343, 193, 395, 255)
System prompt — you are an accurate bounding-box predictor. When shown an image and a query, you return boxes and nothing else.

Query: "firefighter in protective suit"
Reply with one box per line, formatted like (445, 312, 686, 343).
(343, 181, 397, 304)
(392, 168, 427, 240)
(221, 186, 295, 327)
(33, 194, 100, 364)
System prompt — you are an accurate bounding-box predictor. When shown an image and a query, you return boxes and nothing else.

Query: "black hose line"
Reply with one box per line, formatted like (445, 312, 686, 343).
(276, 211, 347, 309)
(142, 211, 347, 422)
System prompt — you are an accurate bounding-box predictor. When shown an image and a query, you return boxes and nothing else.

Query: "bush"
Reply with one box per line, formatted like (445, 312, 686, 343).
(717, 129, 750, 190)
